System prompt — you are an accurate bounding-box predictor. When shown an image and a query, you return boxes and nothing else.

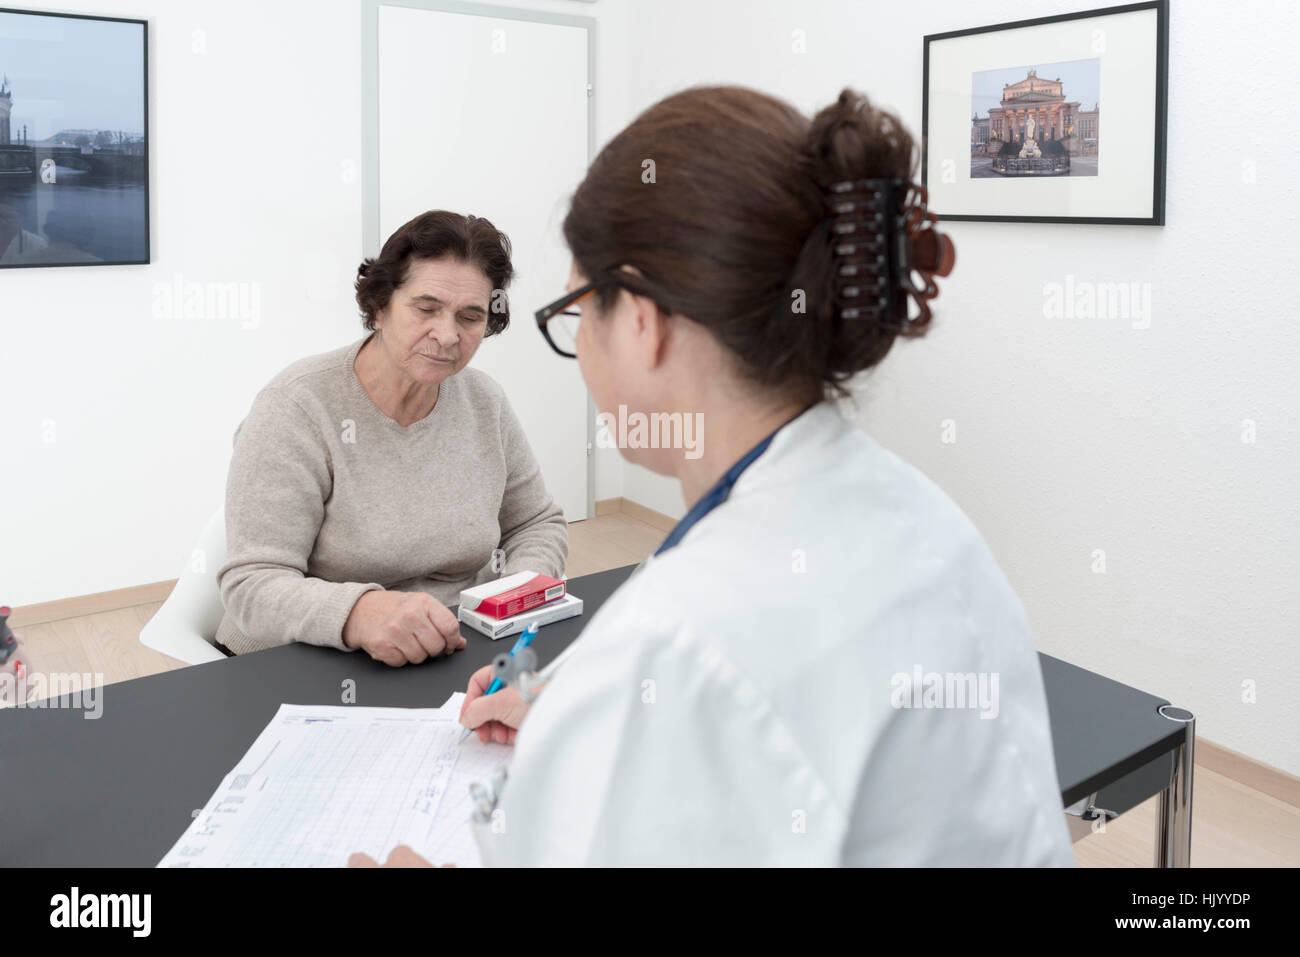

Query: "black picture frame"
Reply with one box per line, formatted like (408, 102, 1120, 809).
(0, 6, 150, 268)
(922, 0, 1168, 225)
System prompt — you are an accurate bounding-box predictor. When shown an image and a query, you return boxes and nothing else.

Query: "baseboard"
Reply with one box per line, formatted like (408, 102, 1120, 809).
(1197, 738, 1300, 810)
(8, 579, 177, 628)
(594, 496, 677, 533)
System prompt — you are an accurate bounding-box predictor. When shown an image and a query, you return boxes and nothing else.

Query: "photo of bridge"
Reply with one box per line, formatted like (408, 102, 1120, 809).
(0, 9, 148, 267)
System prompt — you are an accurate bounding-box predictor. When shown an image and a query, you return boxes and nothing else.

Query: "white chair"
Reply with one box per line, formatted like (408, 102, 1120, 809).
(139, 506, 230, 665)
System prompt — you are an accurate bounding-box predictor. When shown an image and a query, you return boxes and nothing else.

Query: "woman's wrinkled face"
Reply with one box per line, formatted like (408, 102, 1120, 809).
(374, 256, 492, 385)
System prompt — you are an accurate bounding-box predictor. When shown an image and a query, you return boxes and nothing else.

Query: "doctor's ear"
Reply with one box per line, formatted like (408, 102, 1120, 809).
(611, 264, 675, 370)
(625, 288, 675, 372)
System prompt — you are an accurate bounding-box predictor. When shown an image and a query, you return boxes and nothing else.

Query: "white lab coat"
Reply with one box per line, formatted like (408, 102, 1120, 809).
(480, 401, 1074, 866)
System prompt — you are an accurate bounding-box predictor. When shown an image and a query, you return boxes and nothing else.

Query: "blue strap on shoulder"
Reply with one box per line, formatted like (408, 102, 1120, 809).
(652, 407, 812, 557)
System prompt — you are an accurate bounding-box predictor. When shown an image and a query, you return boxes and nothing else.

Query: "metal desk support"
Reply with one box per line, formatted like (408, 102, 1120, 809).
(1155, 705, 1195, 867)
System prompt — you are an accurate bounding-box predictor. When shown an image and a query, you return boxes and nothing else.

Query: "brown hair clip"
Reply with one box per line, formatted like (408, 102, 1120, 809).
(825, 178, 955, 331)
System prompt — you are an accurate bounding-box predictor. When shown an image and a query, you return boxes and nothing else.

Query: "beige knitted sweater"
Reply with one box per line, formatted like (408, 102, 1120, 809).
(214, 335, 568, 654)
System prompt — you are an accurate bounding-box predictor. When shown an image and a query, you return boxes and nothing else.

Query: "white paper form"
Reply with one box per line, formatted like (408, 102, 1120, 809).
(158, 693, 510, 868)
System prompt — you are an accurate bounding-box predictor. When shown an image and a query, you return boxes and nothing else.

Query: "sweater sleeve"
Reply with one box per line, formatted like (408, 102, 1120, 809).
(217, 386, 383, 653)
(495, 395, 569, 580)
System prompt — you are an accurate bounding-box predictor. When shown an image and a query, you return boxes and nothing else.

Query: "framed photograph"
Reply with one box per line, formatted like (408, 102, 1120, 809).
(922, 1, 1168, 225)
(0, 6, 149, 267)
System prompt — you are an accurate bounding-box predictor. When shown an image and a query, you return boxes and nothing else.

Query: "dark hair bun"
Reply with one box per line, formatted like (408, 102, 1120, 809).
(803, 89, 917, 192)
(789, 90, 929, 388)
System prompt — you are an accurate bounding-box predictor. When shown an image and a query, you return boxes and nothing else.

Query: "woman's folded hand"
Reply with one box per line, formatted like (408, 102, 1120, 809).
(341, 590, 466, 665)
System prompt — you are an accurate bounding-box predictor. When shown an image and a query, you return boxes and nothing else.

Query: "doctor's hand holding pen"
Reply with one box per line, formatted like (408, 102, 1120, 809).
(457, 662, 541, 745)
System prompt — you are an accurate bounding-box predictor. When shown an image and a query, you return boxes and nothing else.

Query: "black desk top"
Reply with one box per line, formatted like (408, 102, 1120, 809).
(0, 564, 1182, 865)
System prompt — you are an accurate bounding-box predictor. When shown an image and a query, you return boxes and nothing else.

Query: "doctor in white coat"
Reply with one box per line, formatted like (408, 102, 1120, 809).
(351, 85, 1075, 867)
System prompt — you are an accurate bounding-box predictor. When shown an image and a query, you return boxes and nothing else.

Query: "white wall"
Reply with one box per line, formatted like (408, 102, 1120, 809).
(2, 0, 632, 605)
(608, 0, 1300, 775)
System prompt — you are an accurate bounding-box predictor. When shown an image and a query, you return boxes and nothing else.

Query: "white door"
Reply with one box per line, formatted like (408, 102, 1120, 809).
(376, 3, 591, 519)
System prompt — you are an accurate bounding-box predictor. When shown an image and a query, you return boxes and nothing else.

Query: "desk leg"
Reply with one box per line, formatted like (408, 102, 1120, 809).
(1155, 705, 1195, 868)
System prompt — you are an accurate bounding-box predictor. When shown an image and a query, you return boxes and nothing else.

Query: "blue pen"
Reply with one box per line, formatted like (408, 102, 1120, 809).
(458, 621, 539, 744)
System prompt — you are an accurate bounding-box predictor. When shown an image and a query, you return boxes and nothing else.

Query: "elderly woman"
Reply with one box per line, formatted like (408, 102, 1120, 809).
(214, 211, 568, 664)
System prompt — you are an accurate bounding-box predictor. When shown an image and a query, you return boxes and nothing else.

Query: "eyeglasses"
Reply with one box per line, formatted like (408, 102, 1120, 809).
(534, 280, 599, 359)
(535, 274, 671, 359)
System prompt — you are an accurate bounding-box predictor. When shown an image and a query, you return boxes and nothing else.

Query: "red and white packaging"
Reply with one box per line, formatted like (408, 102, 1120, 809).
(458, 571, 566, 621)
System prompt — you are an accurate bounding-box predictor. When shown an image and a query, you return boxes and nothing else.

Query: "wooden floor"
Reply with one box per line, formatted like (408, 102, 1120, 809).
(8, 510, 1299, 867)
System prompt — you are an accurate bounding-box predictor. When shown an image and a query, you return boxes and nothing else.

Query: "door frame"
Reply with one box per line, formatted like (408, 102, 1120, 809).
(360, 0, 598, 519)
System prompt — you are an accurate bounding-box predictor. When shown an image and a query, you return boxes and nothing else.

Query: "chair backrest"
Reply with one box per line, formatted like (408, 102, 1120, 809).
(138, 505, 229, 665)
(189, 506, 229, 640)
